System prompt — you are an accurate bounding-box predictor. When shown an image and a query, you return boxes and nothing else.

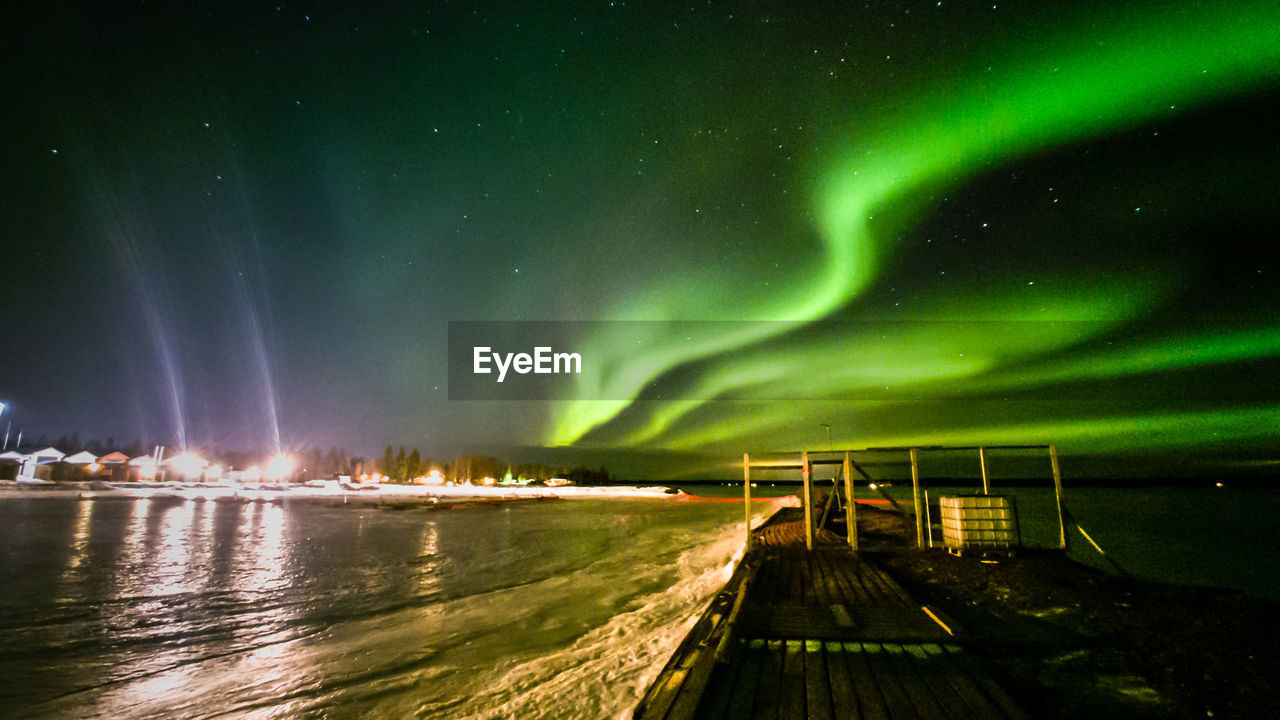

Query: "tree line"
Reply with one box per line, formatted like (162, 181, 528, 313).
(374, 446, 615, 485)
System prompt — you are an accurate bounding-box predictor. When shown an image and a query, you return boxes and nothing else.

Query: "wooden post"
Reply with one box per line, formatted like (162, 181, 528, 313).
(978, 446, 991, 495)
(802, 451, 813, 550)
(1050, 445, 1067, 550)
(743, 453, 752, 551)
(843, 451, 857, 551)
(910, 448, 924, 549)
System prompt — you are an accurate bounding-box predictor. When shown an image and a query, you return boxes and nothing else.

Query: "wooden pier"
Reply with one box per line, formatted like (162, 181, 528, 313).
(633, 509, 1029, 720)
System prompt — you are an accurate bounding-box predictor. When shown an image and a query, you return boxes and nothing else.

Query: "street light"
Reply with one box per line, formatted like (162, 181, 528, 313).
(169, 452, 205, 479)
(263, 453, 295, 481)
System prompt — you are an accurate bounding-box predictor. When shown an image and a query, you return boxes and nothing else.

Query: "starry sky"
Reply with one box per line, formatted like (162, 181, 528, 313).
(4, 0, 1279, 479)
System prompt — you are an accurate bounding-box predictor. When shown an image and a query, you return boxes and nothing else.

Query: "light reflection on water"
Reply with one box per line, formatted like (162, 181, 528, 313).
(90, 498, 304, 720)
(56, 499, 95, 601)
(418, 521, 441, 597)
(0, 495, 757, 719)
(243, 501, 287, 591)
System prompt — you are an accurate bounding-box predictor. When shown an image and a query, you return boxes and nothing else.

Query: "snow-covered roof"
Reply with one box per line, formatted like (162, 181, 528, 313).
(63, 451, 99, 465)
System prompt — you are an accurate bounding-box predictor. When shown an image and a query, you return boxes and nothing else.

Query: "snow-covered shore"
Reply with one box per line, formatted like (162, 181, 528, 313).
(0, 478, 680, 503)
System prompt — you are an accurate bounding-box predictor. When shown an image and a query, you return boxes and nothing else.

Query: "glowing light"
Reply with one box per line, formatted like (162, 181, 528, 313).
(263, 453, 295, 481)
(241, 465, 262, 482)
(139, 460, 157, 479)
(169, 451, 204, 479)
(203, 463, 223, 481)
(87, 462, 101, 473)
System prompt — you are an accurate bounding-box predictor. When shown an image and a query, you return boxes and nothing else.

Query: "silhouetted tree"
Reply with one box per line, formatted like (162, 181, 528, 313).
(380, 445, 395, 477)
(407, 449, 422, 479)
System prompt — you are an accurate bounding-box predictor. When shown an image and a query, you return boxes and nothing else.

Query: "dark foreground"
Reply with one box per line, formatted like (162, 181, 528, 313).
(859, 506, 1280, 720)
(638, 505, 1280, 720)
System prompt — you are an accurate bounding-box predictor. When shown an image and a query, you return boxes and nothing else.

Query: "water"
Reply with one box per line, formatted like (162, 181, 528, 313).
(1003, 485, 1280, 600)
(0, 494, 779, 719)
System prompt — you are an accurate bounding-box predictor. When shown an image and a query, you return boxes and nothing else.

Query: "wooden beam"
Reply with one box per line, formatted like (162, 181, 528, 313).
(1050, 445, 1066, 550)
(744, 453, 753, 551)
(863, 444, 1050, 452)
(802, 451, 813, 550)
(978, 446, 991, 495)
(715, 564, 753, 663)
(910, 448, 924, 549)
(818, 476, 839, 531)
(843, 452, 857, 551)
(847, 458, 874, 482)
(746, 460, 806, 469)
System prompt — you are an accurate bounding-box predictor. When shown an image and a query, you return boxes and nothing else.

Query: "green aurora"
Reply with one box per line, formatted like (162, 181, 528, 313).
(6, 1, 1279, 478)
(549, 1, 1280, 461)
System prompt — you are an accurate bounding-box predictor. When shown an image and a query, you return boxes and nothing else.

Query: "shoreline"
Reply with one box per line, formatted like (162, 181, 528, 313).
(0, 479, 681, 505)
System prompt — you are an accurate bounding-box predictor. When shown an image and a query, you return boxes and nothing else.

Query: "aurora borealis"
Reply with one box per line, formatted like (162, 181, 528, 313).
(4, 1, 1279, 478)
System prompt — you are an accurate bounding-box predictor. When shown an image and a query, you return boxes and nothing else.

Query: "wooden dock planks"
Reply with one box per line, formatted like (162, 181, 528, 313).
(634, 509, 1026, 720)
(679, 641, 1024, 720)
(804, 641, 836, 720)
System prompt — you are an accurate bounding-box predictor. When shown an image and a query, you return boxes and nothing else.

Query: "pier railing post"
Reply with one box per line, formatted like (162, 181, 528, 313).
(979, 446, 991, 495)
(910, 448, 924, 549)
(802, 451, 813, 550)
(743, 453, 752, 551)
(843, 451, 857, 551)
(1050, 445, 1066, 550)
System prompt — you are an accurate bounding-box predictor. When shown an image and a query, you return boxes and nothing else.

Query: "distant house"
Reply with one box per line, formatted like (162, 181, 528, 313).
(53, 450, 98, 481)
(0, 450, 25, 480)
(98, 451, 130, 482)
(63, 451, 97, 465)
(29, 447, 65, 481)
(127, 454, 158, 482)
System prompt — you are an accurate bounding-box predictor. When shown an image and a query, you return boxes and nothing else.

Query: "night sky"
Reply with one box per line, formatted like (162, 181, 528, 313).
(4, 1, 1279, 478)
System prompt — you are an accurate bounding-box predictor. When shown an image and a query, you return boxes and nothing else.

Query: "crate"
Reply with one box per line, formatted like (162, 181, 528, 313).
(938, 495, 1018, 553)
